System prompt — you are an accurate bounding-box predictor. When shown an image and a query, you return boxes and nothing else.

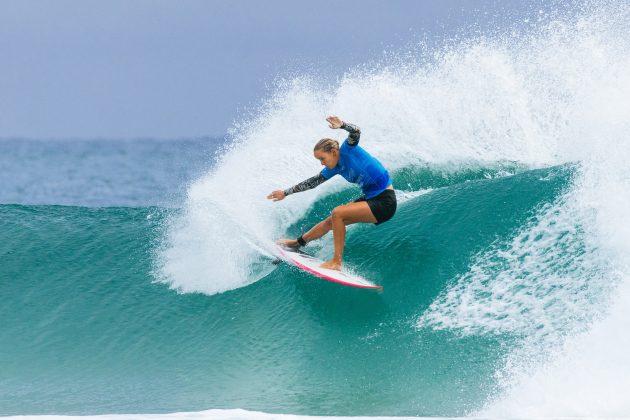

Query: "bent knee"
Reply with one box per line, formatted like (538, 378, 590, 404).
(331, 206, 346, 221)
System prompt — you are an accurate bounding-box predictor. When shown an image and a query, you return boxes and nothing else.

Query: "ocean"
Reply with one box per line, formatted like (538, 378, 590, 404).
(2, 2, 630, 418)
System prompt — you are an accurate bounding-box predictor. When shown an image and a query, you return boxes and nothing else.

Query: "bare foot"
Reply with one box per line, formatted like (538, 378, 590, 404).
(320, 259, 342, 271)
(276, 238, 299, 248)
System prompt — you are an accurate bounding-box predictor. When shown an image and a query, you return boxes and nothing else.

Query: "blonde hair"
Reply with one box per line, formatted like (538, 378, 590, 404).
(313, 138, 339, 153)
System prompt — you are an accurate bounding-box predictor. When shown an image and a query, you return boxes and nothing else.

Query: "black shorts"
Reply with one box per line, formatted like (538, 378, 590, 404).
(354, 188, 397, 225)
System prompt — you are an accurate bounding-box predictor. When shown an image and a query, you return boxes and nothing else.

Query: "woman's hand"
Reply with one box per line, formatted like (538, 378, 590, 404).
(326, 115, 343, 129)
(267, 190, 286, 201)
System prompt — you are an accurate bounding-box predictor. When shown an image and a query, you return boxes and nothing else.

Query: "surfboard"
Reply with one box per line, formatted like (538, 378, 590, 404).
(275, 244, 382, 290)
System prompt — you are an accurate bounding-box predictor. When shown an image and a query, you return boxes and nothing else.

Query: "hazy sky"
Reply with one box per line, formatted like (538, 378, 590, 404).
(0, 0, 547, 139)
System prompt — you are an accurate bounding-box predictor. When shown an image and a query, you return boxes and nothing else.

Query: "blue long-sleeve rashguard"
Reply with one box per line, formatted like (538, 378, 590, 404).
(284, 122, 391, 199)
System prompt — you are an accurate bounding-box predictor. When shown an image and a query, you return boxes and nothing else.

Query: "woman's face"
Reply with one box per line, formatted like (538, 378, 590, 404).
(314, 149, 339, 169)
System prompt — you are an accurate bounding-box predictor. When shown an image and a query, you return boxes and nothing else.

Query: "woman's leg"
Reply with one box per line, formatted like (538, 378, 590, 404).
(320, 201, 376, 270)
(303, 217, 333, 241)
(277, 216, 332, 247)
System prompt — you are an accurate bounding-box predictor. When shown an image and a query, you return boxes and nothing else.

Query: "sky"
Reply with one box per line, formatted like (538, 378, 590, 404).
(0, 0, 549, 139)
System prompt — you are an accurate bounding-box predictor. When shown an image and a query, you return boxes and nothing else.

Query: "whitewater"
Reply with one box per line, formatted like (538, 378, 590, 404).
(2, 1, 629, 418)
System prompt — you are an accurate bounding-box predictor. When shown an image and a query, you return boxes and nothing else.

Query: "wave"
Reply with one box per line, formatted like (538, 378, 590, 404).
(0, 164, 569, 416)
(154, 0, 630, 416)
(3, 1, 630, 417)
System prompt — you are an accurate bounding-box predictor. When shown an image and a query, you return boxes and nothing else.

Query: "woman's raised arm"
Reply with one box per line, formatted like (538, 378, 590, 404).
(326, 115, 361, 146)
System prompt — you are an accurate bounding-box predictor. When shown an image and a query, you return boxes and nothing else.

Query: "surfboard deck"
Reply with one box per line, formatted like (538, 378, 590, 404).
(275, 244, 383, 290)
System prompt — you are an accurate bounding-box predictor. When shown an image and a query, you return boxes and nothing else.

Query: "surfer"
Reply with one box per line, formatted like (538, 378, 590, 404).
(267, 116, 396, 271)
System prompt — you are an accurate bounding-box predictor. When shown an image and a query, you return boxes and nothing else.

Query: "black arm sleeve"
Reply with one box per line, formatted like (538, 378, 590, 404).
(284, 173, 327, 196)
(341, 121, 361, 146)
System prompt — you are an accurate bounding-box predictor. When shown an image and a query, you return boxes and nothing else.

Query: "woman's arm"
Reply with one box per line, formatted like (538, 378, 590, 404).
(267, 173, 327, 201)
(284, 173, 327, 195)
(326, 115, 361, 146)
(341, 121, 361, 146)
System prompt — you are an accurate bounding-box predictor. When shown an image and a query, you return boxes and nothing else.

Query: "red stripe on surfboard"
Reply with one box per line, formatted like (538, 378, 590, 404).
(277, 247, 383, 290)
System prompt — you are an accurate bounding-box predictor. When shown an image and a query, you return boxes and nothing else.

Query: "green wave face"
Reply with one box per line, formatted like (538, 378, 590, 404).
(0, 164, 574, 416)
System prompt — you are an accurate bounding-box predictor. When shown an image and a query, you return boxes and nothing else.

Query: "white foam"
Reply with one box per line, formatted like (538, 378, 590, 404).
(0, 408, 471, 420)
(480, 277, 630, 417)
(479, 4, 630, 414)
(417, 192, 615, 342)
(414, 2, 630, 416)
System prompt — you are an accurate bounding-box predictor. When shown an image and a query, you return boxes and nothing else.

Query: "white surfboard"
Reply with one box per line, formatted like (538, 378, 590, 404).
(275, 245, 382, 290)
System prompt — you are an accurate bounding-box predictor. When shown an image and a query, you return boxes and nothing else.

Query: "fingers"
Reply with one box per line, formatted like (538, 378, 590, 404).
(326, 115, 341, 128)
(267, 191, 284, 201)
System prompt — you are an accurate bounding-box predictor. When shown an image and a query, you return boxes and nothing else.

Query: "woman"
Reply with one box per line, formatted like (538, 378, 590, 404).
(267, 116, 396, 271)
